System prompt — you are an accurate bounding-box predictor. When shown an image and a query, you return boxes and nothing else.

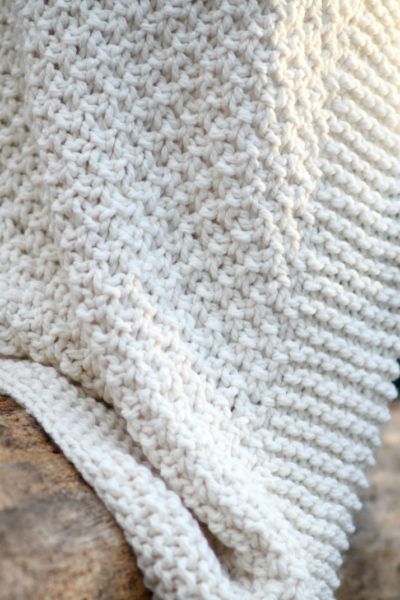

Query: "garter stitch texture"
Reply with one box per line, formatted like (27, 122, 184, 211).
(1, 1, 400, 598)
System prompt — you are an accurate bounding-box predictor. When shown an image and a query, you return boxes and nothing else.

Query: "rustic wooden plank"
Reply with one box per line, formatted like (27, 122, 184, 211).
(1, 393, 399, 599)
(337, 400, 400, 600)
(0, 395, 151, 600)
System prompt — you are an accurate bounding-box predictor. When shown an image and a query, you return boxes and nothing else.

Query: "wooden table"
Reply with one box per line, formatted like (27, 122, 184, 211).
(1, 394, 399, 599)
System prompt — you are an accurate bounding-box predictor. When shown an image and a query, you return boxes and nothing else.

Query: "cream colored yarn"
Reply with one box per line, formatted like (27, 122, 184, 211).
(1, 1, 400, 598)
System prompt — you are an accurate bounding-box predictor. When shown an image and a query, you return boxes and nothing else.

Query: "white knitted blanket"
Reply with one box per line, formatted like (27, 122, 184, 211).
(1, 2, 400, 598)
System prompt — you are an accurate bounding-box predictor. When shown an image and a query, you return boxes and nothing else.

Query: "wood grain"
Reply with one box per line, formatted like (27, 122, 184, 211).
(337, 400, 400, 600)
(1, 393, 399, 599)
(0, 395, 151, 600)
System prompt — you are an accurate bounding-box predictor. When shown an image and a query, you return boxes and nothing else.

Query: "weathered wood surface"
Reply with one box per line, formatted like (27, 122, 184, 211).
(337, 400, 400, 600)
(0, 395, 151, 600)
(0, 393, 399, 600)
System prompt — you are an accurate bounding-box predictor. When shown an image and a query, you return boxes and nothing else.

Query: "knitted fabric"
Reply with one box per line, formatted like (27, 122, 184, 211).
(1, 1, 400, 598)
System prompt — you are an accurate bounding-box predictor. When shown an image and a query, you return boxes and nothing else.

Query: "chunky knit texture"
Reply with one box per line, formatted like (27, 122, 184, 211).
(1, 1, 400, 598)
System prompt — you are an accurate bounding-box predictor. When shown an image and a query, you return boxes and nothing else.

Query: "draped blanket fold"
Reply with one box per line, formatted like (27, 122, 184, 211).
(1, 1, 400, 598)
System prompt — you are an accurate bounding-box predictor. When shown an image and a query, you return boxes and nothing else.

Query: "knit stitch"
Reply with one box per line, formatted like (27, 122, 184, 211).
(1, 1, 400, 599)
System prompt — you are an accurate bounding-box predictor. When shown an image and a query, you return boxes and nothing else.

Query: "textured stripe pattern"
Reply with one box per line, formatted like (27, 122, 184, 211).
(1, 1, 400, 598)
